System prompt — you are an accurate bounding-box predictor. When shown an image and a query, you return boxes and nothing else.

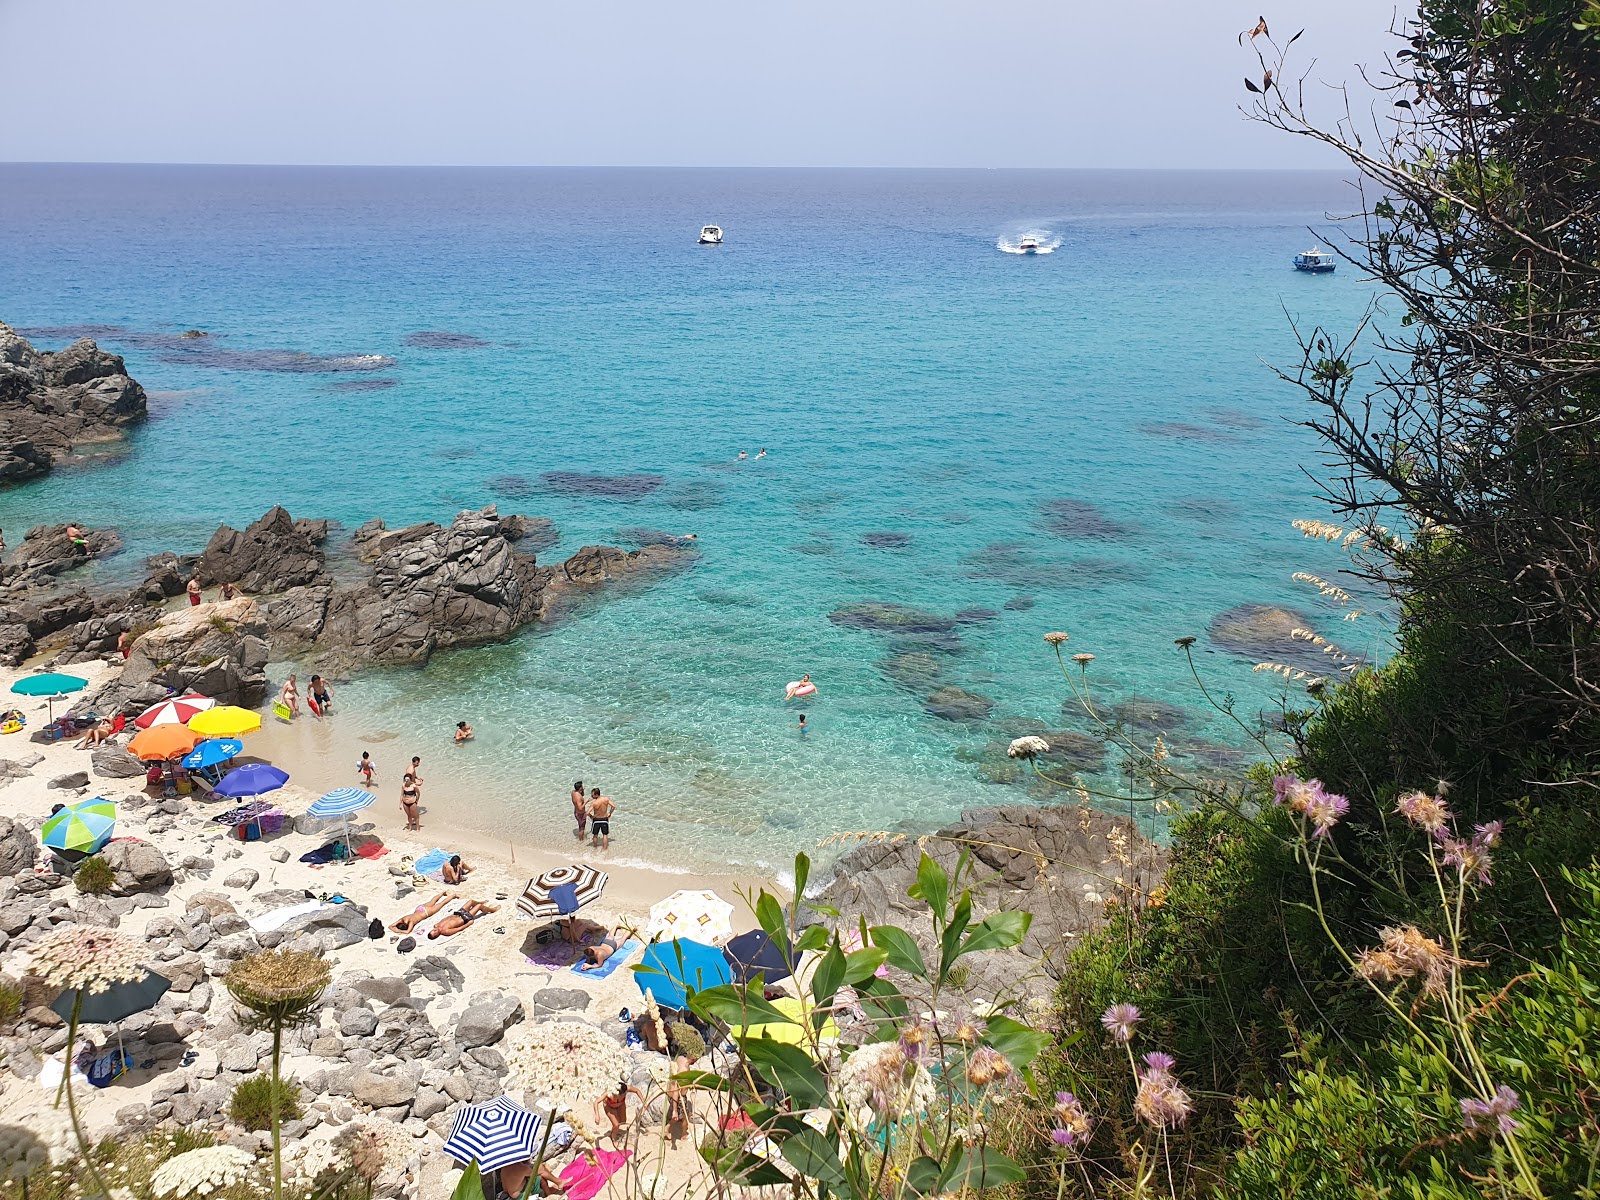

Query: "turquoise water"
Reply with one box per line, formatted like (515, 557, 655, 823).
(0, 165, 1376, 874)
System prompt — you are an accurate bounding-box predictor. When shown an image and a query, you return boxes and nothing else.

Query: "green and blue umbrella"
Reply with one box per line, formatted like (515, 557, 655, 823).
(41, 797, 116, 856)
(633, 938, 732, 1010)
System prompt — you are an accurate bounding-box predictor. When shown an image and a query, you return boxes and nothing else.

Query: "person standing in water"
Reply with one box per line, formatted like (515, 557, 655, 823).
(280, 673, 300, 717)
(589, 787, 614, 850)
(797, 713, 808, 735)
(571, 781, 587, 839)
(400, 772, 422, 831)
(309, 674, 333, 714)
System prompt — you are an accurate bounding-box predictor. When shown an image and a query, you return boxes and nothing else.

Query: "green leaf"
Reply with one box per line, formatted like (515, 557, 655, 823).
(779, 1127, 847, 1186)
(794, 852, 811, 901)
(938, 891, 973, 981)
(910, 852, 949, 926)
(795, 924, 831, 953)
(812, 941, 846, 1008)
(867, 925, 928, 978)
(688, 984, 793, 1028)
(449, 1162, 484, 1200)
(981, 1014, 1051, 1070)
(671, 1069, 731, 1092)
(955, 910, 1032, 959)
(942, 1147, 1026, 1190)
(905, 1155, 944, 1196)
(843, 947, 888, 984)
(741, 1038, 828, 1108)
(755, 891, 790, 948)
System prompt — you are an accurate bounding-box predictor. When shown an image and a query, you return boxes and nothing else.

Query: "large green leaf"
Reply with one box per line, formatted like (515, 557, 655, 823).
(689, 984, 793, 1028)
(795, 923, 831, 953)
(793, 852, 811, 901)
(449, 1162, 484, 1200)
(843, 947, 888, 984)
(910, 852, 949, 925)
(671, 1069, 732, 1092)
(955, 910, 1032, 959)
(811, 941, 846, 1007)
(942, 1146, 1027, 1190)
(905, 1155, 944, 1196)
(741, 1038, 828, 1108)
(755, 891, 791, 952)
(867, 925, 928, 978)
(778, 1127, 847, 1186)
(938, 891, 973, 981)
(981, 1013, 1051, 1070)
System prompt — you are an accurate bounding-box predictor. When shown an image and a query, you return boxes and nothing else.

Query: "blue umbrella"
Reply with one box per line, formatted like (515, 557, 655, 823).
(214, 763, 289, 799)
(307, 788, 377, 858)
(181, 738, 244, 770)
(633, 939, 732, 1010)
(442, 1096, 545, 1172)
(10, 672, 87, 721)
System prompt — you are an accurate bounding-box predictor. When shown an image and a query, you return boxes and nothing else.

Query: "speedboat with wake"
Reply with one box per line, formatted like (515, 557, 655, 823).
(1018, 236, 1040, 254)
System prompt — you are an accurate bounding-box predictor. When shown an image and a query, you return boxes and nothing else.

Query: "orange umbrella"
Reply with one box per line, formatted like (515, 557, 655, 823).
(127, 724, 202, 762)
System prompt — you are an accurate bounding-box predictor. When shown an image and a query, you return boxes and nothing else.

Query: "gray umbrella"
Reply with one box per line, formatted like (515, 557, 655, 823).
(52, 969, 171, 1063)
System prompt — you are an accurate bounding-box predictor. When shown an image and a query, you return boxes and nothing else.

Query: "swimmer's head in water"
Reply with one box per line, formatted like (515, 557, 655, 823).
(456, 721, 467, 730)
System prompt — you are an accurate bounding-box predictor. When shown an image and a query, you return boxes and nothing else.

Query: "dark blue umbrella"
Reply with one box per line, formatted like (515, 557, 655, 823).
(181, 738, 244, 770)
(214, 763, 289, 798)
(633, 939, 732, 1010)
(723, 930, 794, 984)
(51, 969, 170, 1025)
(442, 1096, 545, 1171)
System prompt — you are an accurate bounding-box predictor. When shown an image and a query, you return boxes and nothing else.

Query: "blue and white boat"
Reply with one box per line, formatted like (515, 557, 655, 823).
(1293, 247, 1336, 273)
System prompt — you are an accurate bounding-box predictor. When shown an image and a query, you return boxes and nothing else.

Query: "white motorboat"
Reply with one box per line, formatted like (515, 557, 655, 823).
(1293, 247, 1336, 273)
(699, 225, 723, 245)
(1018, 236, 1040, 254)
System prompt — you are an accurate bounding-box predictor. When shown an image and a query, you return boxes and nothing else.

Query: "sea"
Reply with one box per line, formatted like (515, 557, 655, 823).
(0, 164, 1379, 879)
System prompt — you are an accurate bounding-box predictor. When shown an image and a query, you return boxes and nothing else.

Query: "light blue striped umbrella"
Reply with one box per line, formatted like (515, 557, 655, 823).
(442, 1096, 545, 1171)
(307, 788, 377, 859)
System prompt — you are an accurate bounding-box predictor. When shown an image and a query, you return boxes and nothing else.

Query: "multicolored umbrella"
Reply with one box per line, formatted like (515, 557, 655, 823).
(646, 889, 735, 944)
(442, 1096, 547, 1172)
(127, 724, 202, 762)
(214, 763, 288, 798)
(41, 797, 117, 855)
(517, 865, 609, 920)
(307, 788, 377, 858)
(134, 694, 215, 730)
(9, 672, 87, 721)
(189, 705, 262, 737)
(633, 938, 731, 1010)
(180, 738, 243, 770)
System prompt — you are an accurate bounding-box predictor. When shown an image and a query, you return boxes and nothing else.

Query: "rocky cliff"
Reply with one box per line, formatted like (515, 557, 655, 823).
(0, 323, 148, 483)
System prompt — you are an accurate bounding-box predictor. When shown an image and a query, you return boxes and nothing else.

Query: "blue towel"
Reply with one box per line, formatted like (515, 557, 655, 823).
(414, 849, 449, 878)
(86, 1048, 131, 1089)
(571, 939, 640, 979)
(550, 881, 580, 914)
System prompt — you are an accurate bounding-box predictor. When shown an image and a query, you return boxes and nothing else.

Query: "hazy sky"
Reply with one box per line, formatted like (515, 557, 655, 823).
(0, 0, 1398, 168)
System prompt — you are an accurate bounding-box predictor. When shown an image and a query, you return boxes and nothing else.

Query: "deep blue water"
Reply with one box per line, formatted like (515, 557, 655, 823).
(0, 165, 1377, 875)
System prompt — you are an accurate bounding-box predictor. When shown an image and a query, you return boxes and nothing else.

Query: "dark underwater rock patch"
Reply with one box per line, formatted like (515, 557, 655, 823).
(327, 378, 400, 392)
(879, 650, 948, 693)
(662, 480, 726, 511)
(487, 474, 536, 499)
(1137, 421, 1240, 445)
(954, 607, 999, 624)
(829, 603, 956, 635)
(1003, 595, 1037, 611)
(887, 630, 965, 655)
(862, 531, 913, 550)
(924, 686, 994, 723)
(1109, 697, 1190, 733)
(540, 471, 664, 499)
(963, 542, 1065, 590)
(1209, 603, 1325, 667)
(1038, 498, 1135, 541)
(19, 324, 211, 350)
(1206, 407, 1266, 430)
(403, 331, 491, 349)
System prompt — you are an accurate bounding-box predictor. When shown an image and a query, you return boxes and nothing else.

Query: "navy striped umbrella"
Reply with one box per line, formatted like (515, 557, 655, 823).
(442, 1096, 545, 1172)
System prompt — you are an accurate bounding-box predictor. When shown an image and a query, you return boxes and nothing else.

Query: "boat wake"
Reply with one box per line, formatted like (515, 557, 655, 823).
(997, 231, 1062, 255)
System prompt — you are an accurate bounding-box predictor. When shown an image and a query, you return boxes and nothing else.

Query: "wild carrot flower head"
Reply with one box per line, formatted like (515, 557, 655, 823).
(149, 1146, 254, 1197)
(1460, 1085, 1521, 1136)
(1396, 789, 1451, 834)
(29, 926, 147, 995)
(1133, 1055, 1193, 1128)
(1174, 636, 1196, 648)
(1072, 653, 1095, 665)
(1043, 632, 1070, 646)
(1100, 1003, 1141, 1043)
(1007, 736, 1050, 760)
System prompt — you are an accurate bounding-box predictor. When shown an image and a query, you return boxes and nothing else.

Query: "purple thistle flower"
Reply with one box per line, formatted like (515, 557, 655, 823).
(1100, 1003, 1141, 1044)
(1441, 835, 1494, 887)
(1460, 1085, 1521, 1136)
(1050, 1091, 1091, 1149)
(1050, 1126, 1076, 1147)
(1473, 820, 1503, 848)
(1141, 1051, 1177, 1077)
(1305, 789, 1350, 838)
(1271, 774, 1298, 806)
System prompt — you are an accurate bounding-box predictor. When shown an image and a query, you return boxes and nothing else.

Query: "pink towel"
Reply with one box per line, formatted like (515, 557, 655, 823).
(559, 1150, 631, 1200)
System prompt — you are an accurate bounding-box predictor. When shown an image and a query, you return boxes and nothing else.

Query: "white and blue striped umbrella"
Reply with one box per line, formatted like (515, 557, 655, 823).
(307, 787, 377, 818)
(442, 1096, 545, 1171)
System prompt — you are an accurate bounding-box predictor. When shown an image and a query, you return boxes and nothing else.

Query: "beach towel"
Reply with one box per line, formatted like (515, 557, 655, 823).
(355, 841, 388, 861)
(299, 841, 344, 865)
(570, 939, 640, 980)
(526, 928, 597, 969)
(414, 849, 450, 878)
(248, 900, 325, 933)
(38, 1053, 89, 1092)
(558, 1149, 631, 1200)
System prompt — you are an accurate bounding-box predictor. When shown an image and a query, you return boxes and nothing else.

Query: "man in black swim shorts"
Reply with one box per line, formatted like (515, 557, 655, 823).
(589, 786, 614, 850)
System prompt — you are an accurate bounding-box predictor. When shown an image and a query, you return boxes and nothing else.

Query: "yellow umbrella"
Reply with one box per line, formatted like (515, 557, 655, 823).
(189, 706, 262, 737)
(729, 996, 839, 1049)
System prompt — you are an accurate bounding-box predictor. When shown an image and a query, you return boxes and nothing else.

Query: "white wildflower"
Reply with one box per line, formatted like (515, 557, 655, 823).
(28, 927, 147, 995)
(506, 1021, 627, 1106)
(1007, 736, 1050, 760)
(148, 1145, 255, 1197)
(835, 1040, 936, 1132)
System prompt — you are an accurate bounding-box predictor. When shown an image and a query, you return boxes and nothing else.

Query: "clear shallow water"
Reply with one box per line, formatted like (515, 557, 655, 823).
(0, 165, 1376, 875)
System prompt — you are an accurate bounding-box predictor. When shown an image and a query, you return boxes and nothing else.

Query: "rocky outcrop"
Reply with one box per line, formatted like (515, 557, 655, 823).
(196, 505, 324, 593)
(1, 524, 122, 591)
(1208, 603, 1335, 671)
(0, 815, 38, 876)
(816, 803, 1164, 1001)
(0, 323, 148, 484)
(87, 597, 270, 717)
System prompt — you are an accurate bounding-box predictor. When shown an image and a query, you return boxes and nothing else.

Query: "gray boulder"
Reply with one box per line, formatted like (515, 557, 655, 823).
(0, 816, 37, 876)
(47, 771, 88, 790)
(222, 868, 259, 891)
(197, 506, 325, 595)
(352, 1069, 416, 1110)
(91, 743, 145, 779)
(279, 902, 372, 951)
(99, 838, 173, 895)
(85, 597, 270, 715)
(0, 328, 145, 485)
(404, 955, 464, 993)
(454, 993, 524, 1048)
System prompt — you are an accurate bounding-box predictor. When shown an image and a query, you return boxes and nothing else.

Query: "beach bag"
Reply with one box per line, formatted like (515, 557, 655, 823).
(367, 918, 384, 940)
(396, 936, 416, 954)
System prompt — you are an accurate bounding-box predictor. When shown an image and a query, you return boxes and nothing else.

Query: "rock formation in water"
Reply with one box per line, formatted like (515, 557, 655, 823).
(0, 323, 148, 483)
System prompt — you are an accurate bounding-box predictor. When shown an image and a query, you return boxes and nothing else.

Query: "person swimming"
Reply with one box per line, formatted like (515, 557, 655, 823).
(785, 674, 817, 700)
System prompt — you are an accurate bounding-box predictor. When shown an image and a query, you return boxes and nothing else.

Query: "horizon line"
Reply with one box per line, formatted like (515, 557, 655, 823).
(0, 159, 1349, 173)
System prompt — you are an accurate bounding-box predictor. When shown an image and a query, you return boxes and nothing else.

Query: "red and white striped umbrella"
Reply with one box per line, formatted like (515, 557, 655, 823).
(133, 694, 216, 730)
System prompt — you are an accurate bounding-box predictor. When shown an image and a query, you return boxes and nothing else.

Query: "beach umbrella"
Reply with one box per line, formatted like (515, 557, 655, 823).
(134, 694, 215, 729)
(180, 738, 244, 770)
(723, 930, 793, 985)
(214, 763, 288, 799)
(517, 865, 608, 920)
(9, 672, 86, 721)
(307, 787, 376, 858)
(728, 996, 839, 1051)
(442, 1096, 546, 1172)
(189, 705, 262, 737)
(646, 889, 735, 944)
(51, 967, 171, 1061)
(41, 797, 116, 856)
(127, 724, 203, 762)
(633, 939, 731, 1010)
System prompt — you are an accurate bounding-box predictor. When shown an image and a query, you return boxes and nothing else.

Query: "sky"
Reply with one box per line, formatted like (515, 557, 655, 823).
(0, 0, 1399, 168)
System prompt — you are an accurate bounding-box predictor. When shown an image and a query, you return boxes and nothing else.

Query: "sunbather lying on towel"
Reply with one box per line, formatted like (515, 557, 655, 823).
(389, 891, 455, 933)
(428, 900, 499, 939)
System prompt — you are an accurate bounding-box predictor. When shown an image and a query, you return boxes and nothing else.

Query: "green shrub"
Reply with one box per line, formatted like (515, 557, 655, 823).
(666, 1021, 706, 1062)
(0, 979, 21, 1024)
(229, 1073, 302, 1132)
(73, 855, 115, 895)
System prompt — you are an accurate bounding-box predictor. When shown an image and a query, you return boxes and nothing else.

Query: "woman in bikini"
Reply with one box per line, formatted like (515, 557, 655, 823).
(389, 891, 453, 933)
(579, 925, 634, 969)
(594, 1080, 644, 1144)
(427, 900, 499, 939)
(400, 772, 421, 831)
